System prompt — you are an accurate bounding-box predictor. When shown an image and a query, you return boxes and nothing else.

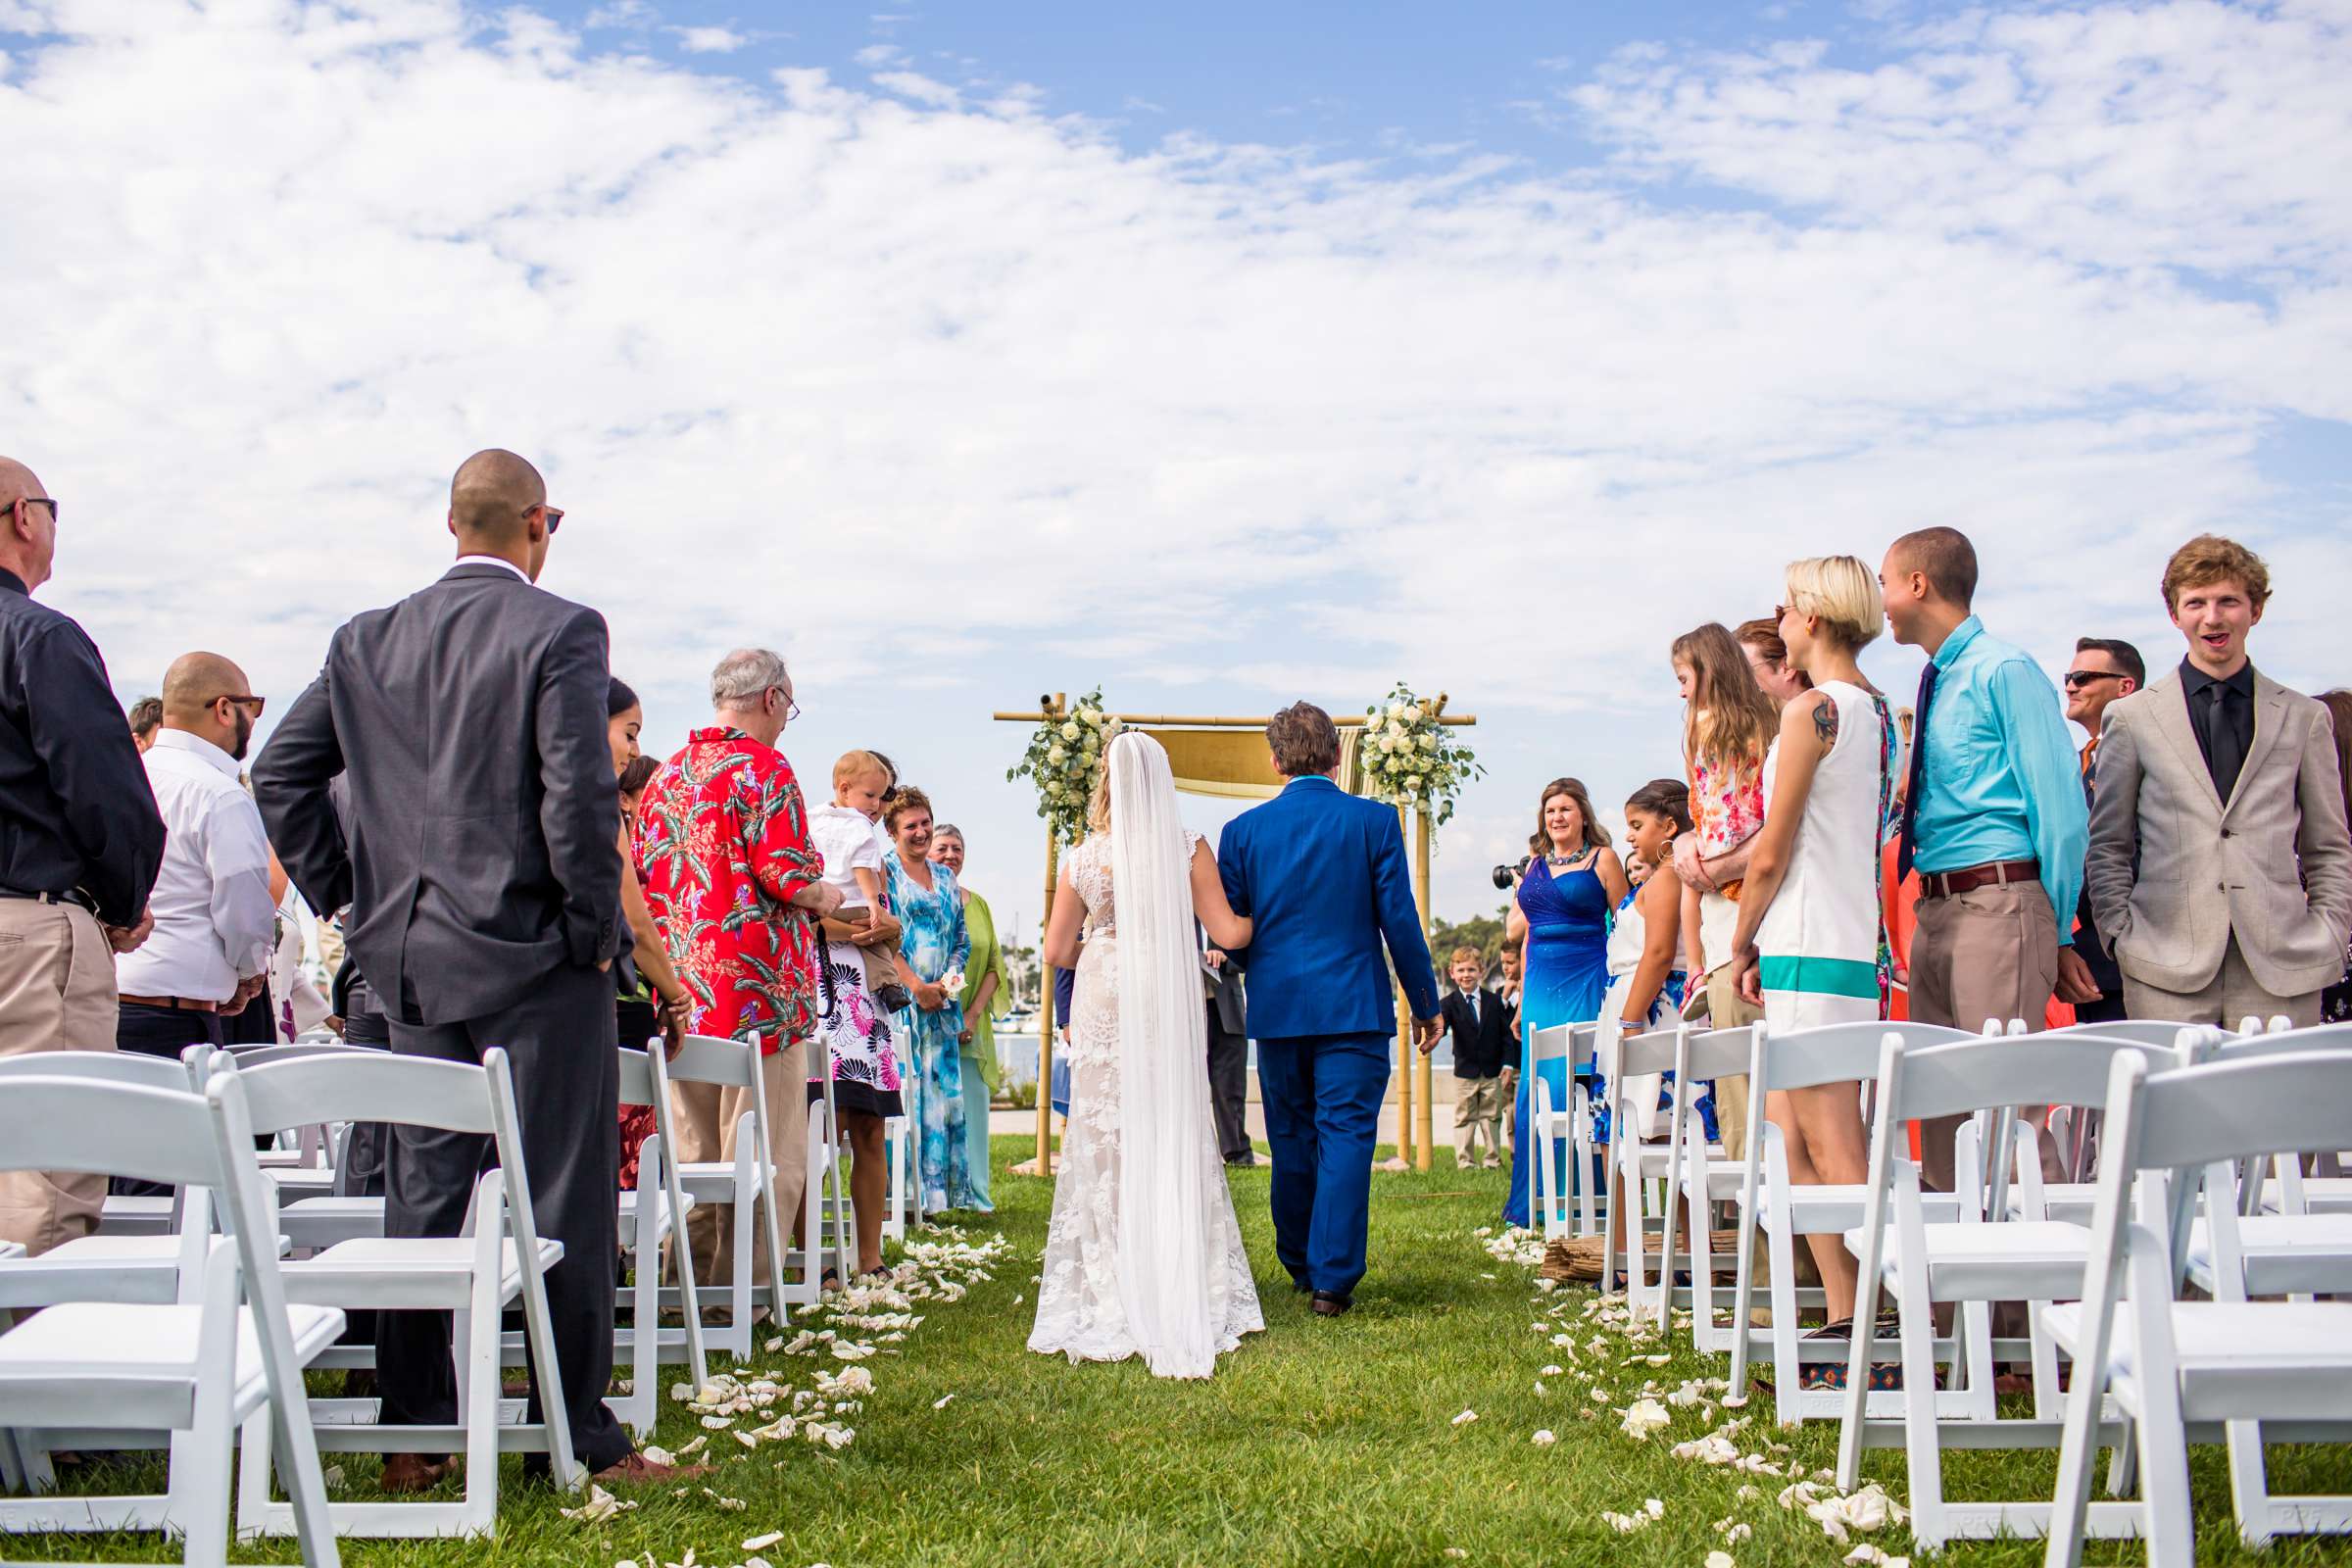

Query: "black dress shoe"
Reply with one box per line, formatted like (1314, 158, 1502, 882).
(1311, 1290, 1352, 1317)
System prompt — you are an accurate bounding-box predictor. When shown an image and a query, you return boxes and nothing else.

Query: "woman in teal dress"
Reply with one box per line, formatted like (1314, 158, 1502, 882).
(1503, 778, 1624, 1229)
(885, 787, 975, 1215)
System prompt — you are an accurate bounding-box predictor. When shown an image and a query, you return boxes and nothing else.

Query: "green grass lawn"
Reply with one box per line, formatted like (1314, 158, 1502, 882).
(20, 1136, 2352, 1565)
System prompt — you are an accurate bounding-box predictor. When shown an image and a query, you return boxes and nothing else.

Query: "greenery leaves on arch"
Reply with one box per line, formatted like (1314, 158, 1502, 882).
(1006, 687, 1122, 848)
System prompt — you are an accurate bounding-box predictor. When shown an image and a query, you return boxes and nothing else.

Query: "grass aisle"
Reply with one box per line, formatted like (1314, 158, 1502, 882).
(26, 1136, 2352, 1565)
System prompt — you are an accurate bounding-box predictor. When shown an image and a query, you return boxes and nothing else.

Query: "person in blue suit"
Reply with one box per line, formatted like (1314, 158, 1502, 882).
(1218, 702, 1443, 1316)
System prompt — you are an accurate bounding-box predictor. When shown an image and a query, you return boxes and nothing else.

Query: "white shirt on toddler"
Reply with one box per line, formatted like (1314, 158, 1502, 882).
(809, 802, 885, 911)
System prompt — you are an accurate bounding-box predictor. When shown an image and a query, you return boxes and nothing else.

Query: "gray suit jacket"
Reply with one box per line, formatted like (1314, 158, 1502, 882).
(254, 562, 625, 1026)
(2085, 668, 2352, 999)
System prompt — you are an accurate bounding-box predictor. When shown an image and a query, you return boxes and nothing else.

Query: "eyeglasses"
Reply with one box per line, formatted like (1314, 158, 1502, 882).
(542, 506, 564, 534)
(2063, 669, 2123, 690)
(213, 694, 267, 718)
(17, 497, 57, 523)
(770, 686, 801, 722)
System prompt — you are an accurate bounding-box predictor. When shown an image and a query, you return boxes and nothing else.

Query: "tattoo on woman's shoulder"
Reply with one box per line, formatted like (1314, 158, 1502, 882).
(1812, 695, 1839, 750)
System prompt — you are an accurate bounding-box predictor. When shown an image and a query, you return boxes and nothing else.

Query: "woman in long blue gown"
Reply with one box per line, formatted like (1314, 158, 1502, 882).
(1503, 779, 1623, 1229)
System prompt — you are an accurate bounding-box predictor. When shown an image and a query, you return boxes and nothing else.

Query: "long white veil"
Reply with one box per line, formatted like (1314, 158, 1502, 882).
(1105, 731, 1220, 1377)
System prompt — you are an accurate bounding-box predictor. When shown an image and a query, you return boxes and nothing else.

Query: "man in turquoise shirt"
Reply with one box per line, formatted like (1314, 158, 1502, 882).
(1883, 526, 2087, 1190)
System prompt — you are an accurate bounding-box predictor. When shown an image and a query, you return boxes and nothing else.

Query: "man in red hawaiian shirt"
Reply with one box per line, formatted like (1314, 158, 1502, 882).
(636, 648, 841, 1302)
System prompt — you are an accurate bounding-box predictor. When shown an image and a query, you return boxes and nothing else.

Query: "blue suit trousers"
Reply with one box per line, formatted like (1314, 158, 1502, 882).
(1255, 1031, 1391, 1298)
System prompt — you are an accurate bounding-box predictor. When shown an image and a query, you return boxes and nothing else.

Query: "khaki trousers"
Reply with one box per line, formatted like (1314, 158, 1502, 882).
(0, 901, 118, 1254)
(1452, 1075, 1506, 1165)
(671, 1038, 809, 1298)
(2124, 933, 2324, 1032)
(1702, 964, 1760, 1167)
(1908, 880, 2059, 1192)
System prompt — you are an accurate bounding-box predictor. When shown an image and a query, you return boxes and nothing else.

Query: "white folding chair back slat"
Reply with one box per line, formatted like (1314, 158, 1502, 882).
(1596, 1022, 1685, 1316)
(0, 1075, 344, 1568)
(1672, 1024, 1761, 1357)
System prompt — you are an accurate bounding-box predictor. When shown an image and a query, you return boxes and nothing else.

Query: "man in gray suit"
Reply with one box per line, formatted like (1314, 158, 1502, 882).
(2086, 534, 2352, 1028)
(255, 450, 676, 1488)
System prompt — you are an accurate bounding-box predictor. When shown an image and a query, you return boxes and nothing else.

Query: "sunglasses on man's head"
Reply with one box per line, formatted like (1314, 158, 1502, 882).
(2063, 669, 2124, 689)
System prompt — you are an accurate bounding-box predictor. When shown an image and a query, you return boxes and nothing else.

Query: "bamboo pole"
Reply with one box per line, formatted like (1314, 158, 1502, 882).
(1393, 802, 1414, 1168)
(1412, 805, 1436, 1171)
(1030, 693, 1066, 1178)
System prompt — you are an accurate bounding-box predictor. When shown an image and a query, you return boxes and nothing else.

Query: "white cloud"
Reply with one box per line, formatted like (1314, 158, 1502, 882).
(585, 0, 659, 28)
(671, 24, 747, 55)
(0, 0, 2344, 917)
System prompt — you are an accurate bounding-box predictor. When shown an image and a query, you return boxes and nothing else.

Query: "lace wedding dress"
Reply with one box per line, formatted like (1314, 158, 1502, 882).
(1027, 738, 1263, 1379)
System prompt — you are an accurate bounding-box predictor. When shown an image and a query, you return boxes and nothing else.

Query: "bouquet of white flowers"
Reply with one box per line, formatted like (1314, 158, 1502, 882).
(1357, 682, 1482, 825)
(1005, 687, 1122, 847)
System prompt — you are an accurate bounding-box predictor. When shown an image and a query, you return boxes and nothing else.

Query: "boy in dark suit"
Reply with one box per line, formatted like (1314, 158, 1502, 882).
(1442, 947, 1511, 1168)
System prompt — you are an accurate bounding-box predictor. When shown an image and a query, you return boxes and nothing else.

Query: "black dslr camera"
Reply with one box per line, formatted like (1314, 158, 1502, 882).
(1491, 855, 1533, 891)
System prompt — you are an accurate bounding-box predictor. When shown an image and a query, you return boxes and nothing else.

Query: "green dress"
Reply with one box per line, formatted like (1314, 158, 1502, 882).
(958, 892, 1010, 1091)
(958, 891, 1010, 1209)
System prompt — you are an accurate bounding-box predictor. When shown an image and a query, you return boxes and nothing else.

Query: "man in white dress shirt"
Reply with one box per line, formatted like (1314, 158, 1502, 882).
(115, 653, 275, 1075)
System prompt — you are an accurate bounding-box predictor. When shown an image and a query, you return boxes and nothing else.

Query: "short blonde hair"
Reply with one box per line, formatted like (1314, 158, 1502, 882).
(1448, 946, 1485, 968)
(1784, 555, 1883, 652)
(832, 749, 891, 789)
(2162, 533, 2271, 612)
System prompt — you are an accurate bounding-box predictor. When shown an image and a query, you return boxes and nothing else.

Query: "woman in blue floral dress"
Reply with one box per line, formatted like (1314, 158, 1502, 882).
(884, 787, 975, 1214)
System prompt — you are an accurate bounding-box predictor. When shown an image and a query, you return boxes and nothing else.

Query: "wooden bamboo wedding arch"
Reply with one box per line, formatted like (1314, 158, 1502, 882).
(994, 695, 1477, 1176)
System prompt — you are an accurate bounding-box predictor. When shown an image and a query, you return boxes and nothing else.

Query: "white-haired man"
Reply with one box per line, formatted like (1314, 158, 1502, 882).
(634, 648, 841, 1299)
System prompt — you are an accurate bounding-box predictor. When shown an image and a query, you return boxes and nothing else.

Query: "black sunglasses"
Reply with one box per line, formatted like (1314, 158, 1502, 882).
(2063, 669, 2124, 689)
(17, 497, 57, 523)
(542, 506, 564, 534)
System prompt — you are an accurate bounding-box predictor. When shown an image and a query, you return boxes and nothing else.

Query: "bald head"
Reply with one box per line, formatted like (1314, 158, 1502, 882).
(0, 456, 57, 590)
(450, 449, 545, 543)
(162, 653, 251, 723)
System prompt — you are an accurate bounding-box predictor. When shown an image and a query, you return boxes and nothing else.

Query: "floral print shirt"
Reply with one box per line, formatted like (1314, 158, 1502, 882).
(1690, 743, 1767, 858)
(634, 728, 823, 1053)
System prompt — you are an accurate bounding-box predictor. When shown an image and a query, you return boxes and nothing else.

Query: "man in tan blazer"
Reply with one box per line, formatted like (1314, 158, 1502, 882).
(2087, 535, 2352, 1027)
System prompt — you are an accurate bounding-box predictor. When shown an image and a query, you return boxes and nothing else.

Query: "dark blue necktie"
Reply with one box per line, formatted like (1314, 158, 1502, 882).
(1895, 660, 1940, 881)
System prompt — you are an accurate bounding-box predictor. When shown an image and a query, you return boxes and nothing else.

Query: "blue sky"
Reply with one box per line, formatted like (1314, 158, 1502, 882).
(5, 0, 2348, 945)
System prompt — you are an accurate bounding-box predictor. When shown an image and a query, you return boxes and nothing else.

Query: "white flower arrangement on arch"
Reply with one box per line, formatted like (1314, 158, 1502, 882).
(1005, 687, 1123, 847)
(1357, 681, 1482, 825)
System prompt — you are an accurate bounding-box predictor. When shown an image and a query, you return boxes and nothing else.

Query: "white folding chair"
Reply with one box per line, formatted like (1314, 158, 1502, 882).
(220, 1047, 579, 1539)
(0, 1073, 344, 1568)
(801, 1072, 854, 1297)
(2046, 1048, 2352, 1565)
(2217, 1024, 2352, 1215)
(1597, 1021, 1697, 1320)
(2000, 1021, 2226, 1223)
(1833, 1030, 2194, 1547)
(1672, 1024, 1766, 1358)
(883, 1113, 912, 1243)
(609, 1046, 707, 1439)
(656, 1034, 793, 1362)
(1526, 1020, 1599, 1240)
(1724, 1018, 1979, 1427)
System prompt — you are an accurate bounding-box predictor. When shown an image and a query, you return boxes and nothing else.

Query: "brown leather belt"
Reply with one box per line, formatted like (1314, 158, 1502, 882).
(1917, 858, 2040, 901)
(120, 993, 220, 1013)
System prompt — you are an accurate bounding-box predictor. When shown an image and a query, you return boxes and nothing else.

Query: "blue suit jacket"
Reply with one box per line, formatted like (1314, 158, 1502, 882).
(1217, 776, 1442, 1041)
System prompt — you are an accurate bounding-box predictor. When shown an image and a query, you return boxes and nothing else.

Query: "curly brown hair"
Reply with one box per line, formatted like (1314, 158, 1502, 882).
(1531, 777, 1610, 857)
(883, 784, 933, 833)
(2162, 533, 2272, 612)
(1266, 701, 1341, 777)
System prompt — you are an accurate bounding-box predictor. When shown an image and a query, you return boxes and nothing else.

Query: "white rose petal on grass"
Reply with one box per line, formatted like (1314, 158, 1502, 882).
(1618, 1397, 1672, 1441)
(559, 1484, 636, 1523)
(1450, 1408, 1479, 1427)
(1531, 1430, 1556, 1446)
(741, 1533, 785, 1553)
(1541, 1364, 1564, 1377)
(701, 1414, 735, 1429)
(933, 1394, 956, 1410)
(1706, 1553, 1736, 1568)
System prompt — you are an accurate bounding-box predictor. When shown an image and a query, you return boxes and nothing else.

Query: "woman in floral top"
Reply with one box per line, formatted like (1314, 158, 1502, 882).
(883, 786, 974, 1215)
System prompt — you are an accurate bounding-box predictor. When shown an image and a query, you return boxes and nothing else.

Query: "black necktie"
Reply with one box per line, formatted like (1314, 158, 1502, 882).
(1895, 660, 1939, 881)
(2202, 683, 2245, 804)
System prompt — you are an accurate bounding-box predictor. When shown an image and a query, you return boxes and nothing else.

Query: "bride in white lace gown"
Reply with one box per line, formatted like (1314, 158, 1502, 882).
(1028, 732, 1264, 1378)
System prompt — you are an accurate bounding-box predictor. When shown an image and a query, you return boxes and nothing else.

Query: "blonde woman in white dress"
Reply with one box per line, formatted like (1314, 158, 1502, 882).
(1030, 733, 1265, 1379)
(1730, 556, 1893, 1366)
